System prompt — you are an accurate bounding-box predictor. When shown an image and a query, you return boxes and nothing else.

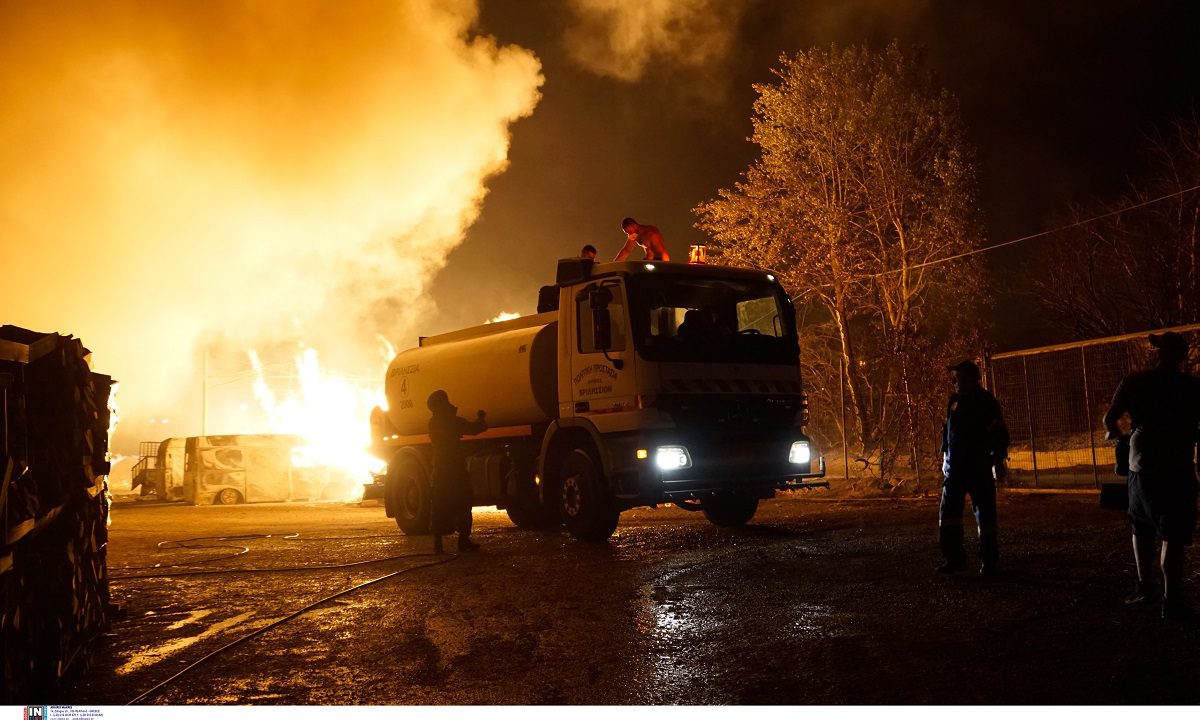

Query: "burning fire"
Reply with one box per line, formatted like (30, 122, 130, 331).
(487, 311, 521, 323)
(248, 345, 388, 501)
(106, 381, 120, 526)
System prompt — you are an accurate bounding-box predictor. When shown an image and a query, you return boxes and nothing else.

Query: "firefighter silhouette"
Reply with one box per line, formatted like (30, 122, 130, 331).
(427, 389, 487, 554)
(938, 360, 1009, 575)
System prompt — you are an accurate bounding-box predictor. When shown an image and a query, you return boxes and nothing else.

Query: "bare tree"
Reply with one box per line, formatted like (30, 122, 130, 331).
(1035, 114, 1200, 338)
(695, 42, 986, 485)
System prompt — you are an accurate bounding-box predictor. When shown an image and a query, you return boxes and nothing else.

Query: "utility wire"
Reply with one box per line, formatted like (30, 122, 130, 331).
(789, 182, 1200, 296)
(877, 183, 1200, 277)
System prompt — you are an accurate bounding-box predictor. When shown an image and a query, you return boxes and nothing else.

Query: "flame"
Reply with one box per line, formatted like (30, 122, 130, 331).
(106, 381, 120, 525)
(487, 311, 522, 323)
(248, 346, 387, 501)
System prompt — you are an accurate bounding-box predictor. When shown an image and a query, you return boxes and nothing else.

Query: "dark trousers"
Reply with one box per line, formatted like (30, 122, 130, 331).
(453, 503, 473, 537)
(939, 473, 998, 566)
(432, 474, 474, 537)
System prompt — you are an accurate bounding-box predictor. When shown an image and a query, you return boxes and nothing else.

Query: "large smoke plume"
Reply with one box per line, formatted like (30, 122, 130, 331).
(0, 1, 542, 455)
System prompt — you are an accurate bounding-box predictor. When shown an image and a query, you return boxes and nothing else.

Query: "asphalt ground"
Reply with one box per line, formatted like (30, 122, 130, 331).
(59, 491, 1200, 705)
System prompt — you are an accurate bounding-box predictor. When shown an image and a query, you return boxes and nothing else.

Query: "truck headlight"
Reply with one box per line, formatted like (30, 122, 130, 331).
(789, 441, 812, 464)
(655, 446, 692, 470)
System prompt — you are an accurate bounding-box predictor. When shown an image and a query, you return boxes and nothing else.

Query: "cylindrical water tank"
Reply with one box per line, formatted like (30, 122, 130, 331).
(383, 322, 558, 436)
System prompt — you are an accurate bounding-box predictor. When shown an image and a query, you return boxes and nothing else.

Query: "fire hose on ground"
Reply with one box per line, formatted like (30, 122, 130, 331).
(110, 532, 463, 705)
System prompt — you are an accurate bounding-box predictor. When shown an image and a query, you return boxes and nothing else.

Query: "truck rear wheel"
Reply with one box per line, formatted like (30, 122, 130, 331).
(558, 449, 619, 541)
(701, 493, 759, 527)
(388, 458, 430, 535)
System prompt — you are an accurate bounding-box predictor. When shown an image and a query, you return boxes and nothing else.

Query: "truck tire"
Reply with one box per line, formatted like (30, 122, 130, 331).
(505, 502, 535, 529)
(558, 448, 619, 541)
(701, 493, 759, 527)
(388, 458, 431, 535)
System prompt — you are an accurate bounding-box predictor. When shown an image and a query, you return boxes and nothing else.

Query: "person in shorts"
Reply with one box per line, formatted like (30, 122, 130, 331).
(1104, 331, 1200, 620)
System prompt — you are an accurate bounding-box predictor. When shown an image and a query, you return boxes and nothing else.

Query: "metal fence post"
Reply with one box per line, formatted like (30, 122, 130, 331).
(1080, 346, 1100, 488)
(1022, 356, 1039, 488)
(987, 323, 1200, 490)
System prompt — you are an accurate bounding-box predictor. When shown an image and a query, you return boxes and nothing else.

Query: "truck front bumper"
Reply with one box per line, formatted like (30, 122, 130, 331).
(606, 432, 829, 502)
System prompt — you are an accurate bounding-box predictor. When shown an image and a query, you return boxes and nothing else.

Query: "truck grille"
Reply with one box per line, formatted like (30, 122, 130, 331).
(653, 393, 800, 431)
(662, 378, 801, 394)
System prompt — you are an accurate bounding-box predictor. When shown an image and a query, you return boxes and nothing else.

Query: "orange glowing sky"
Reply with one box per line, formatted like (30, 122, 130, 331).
(4, 0, 1198, 467)
(0, 0, 542, 456)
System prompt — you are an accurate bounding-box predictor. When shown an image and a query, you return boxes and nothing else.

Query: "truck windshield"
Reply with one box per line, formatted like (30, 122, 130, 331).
(626, 274, 798, 364)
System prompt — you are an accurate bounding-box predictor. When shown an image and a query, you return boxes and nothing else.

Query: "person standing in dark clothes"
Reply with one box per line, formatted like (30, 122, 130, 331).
(427, 390, 487, 554)
(1103, 332, 1200, 620)
(938, 359, 1010, 575)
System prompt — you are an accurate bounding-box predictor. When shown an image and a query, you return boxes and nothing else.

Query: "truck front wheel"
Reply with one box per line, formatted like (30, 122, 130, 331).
(701, 493, 759, 527)
(558, 449, 619, 541)
(388, 458, 430, 535)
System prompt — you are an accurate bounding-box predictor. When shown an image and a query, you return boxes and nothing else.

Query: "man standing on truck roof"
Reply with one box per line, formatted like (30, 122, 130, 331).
(938, 359, 1009, 576)
(1103, 331, 1200, 620)
(427, 390, 487, 554)
(616, 217, 670, 262)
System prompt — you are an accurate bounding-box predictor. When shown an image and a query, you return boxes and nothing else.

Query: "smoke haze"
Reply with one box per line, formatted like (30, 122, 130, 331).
(0, 0, 542, 453)
(562, 0, 749, 83)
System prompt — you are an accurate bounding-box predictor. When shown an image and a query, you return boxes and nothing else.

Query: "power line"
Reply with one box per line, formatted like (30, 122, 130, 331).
(885, 182, 1200, 276)
(791, 182, 1200, 295)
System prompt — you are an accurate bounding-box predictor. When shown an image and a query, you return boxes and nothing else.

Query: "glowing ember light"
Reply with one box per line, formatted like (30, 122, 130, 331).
(248, 346, 386, 501)
(375, 334, 397, 366)
(487, 311, 521, 324)
(106, 382, 120, 527)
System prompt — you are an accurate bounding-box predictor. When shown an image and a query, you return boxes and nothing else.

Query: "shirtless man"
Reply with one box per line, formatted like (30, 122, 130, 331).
(615, 217, 670, 261)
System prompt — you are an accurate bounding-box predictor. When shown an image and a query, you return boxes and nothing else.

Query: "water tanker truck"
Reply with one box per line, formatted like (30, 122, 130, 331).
(369, 258, 827, 541)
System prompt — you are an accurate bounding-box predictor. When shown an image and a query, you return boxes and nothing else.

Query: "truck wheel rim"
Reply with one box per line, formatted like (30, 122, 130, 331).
(562, 475, 582, 517)
(402, 482, 420, 516)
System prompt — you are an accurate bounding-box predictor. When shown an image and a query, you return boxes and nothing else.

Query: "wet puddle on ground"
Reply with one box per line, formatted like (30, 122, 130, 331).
(638, 543, 839, 699)
(116, 611, 256, 675)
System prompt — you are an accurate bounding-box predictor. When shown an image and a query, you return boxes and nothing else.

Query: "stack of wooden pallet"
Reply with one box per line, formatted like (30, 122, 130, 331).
(1, 325, 114, 702)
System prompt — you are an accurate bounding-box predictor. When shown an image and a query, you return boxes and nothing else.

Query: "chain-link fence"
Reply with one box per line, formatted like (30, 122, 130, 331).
(986, 323, 1200, 489)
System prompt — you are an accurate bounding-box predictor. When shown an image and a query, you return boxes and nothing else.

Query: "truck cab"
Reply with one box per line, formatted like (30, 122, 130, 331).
(371, 259, 827, 541)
